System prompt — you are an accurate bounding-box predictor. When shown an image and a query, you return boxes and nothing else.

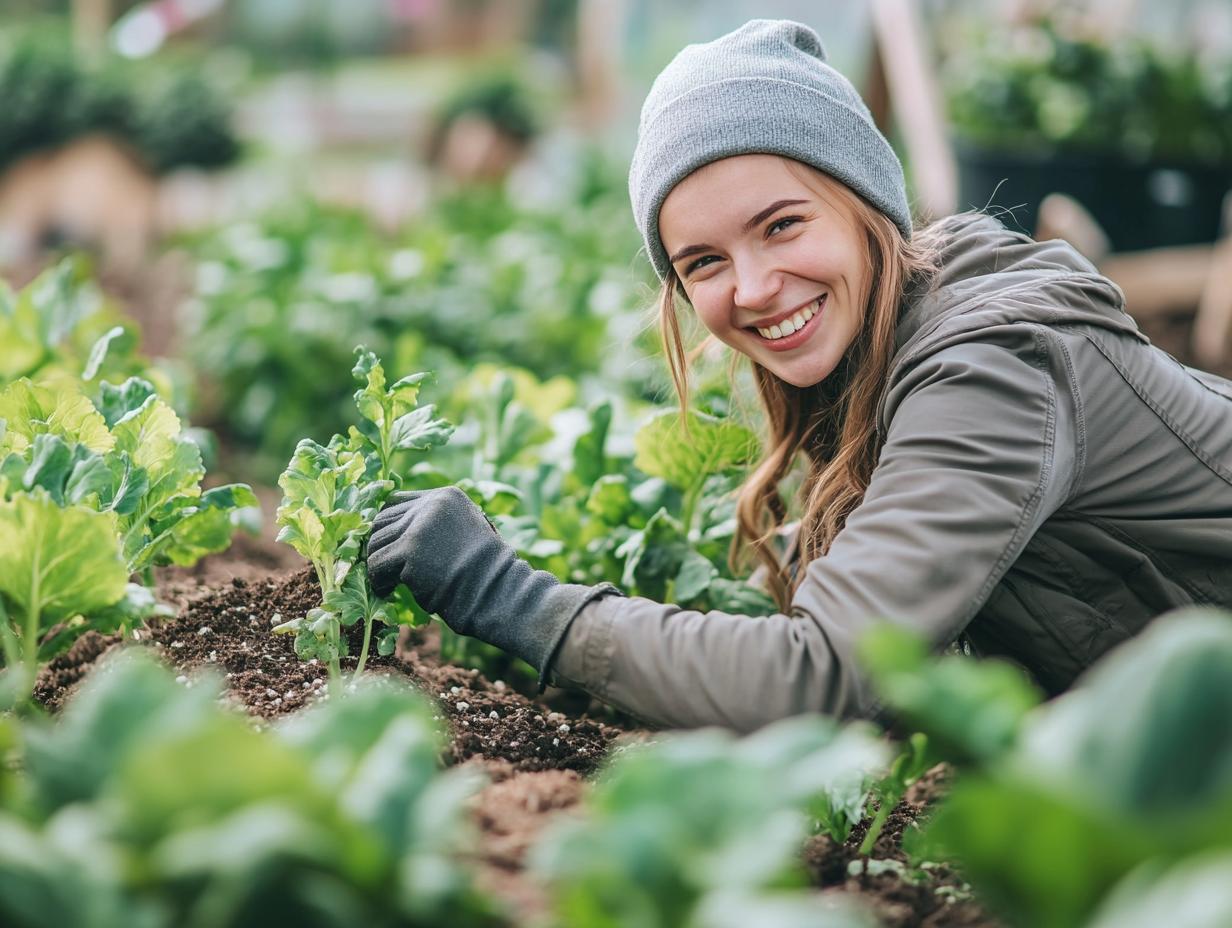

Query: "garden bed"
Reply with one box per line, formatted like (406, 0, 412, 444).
(33, 553, 1003, 928)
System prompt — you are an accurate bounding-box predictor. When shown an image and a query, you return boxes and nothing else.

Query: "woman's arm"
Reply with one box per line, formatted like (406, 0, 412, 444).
(549, 329, 1082, 731)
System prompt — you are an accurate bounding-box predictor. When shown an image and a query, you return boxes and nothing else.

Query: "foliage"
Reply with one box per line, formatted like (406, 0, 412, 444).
(0, 648, 503, 928)
(447, 372, 775, 619)
(0, 376, 257, 575)
(530, 715, 887, 928)
(900, 609, 1232, 928)
(274, 348, 453, 686)
(0, 490, 128, 706)
(178, 167, 652, 478)
(0, 258, 173, 399)
(859, 625, 1042, 768)
(941, 17, 1232, 164)
(0, 25, 239, 174)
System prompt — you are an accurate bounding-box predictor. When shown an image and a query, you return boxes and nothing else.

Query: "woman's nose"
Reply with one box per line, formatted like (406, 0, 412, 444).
(732, 257, 782, 311)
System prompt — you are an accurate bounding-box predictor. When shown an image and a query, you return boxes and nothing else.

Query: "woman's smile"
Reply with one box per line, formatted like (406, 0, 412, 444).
(746, 294, 825, 351)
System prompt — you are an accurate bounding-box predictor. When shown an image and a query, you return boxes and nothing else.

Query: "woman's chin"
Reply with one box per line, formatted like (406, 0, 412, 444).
(767, 355, 839, 389)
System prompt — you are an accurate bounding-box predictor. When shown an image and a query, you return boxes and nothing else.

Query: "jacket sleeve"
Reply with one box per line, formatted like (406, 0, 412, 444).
(547, 331, 1081, 732)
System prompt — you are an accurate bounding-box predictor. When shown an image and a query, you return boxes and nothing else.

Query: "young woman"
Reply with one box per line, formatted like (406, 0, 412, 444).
(368, 20, 1232, 732)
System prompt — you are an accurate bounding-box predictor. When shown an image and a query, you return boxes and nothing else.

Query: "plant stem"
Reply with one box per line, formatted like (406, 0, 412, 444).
(681, 480, 704, 540)
(352, 615, 374, 682)
(859, 789, 900, 856)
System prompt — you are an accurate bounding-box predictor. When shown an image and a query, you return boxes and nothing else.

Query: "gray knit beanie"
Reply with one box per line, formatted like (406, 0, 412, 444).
(629, 19, 912, 281)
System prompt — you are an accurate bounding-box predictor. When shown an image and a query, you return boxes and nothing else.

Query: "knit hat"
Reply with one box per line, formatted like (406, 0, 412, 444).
(629, 19, 912, 281)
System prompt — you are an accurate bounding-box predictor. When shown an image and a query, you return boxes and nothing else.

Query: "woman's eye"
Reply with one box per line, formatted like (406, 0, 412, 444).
(686, 255, 719, 275)
(767, 216, 801, 236)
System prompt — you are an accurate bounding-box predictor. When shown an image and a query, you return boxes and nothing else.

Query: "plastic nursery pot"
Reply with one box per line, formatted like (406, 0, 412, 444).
(953, 140, 1232, 253)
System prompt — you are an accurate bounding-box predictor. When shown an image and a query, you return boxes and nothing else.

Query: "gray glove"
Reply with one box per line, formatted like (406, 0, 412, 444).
(366, 486, 620, 683)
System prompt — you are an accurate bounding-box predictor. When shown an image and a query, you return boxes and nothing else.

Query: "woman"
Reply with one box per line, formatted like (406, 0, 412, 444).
(368, 20, 1232, 732)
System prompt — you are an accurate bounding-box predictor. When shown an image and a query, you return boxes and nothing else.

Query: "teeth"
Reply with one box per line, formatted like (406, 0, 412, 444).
(756, 298, 822, 341)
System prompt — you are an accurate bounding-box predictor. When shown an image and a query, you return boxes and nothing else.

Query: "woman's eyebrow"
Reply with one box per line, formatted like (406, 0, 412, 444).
(742, 198, 807, 232)
(668, 198, 809, 266)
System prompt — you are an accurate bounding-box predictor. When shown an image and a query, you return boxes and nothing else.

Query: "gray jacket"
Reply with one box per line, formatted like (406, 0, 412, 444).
(548, 212, 1232, 732)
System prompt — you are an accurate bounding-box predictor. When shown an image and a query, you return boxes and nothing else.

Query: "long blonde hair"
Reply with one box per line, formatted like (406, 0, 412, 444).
(658, 162, 942, 610)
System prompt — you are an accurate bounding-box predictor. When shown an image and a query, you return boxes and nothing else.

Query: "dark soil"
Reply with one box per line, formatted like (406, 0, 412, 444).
(33, 558, 1003, 928)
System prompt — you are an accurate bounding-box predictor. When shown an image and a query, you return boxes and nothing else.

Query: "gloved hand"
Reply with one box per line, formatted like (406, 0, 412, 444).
(366, 486, 620, 682)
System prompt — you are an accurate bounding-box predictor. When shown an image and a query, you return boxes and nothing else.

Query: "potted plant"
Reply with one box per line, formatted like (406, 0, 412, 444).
(940, 16, 1232, 252)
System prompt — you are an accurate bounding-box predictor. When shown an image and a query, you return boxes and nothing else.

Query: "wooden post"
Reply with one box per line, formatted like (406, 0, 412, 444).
(867, 0, 958, 221)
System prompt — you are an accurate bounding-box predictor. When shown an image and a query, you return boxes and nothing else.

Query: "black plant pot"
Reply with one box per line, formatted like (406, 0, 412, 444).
(954, 141, 1232, 253)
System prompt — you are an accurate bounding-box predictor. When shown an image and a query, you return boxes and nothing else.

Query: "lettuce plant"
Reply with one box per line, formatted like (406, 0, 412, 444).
(0, 375, 255, 706)
(274, 347, 453, 686)
(0, 377, 258, 579)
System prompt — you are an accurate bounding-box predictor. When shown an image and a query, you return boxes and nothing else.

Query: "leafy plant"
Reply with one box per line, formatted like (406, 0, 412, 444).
(905, 609, 1232, 928)
(0, 376, 258, 578)
(179, 168, 651, 478)
(0, 490, 129, 706)
(0, 25, 239, 174)
(941, 17, 1232, 164)
(0, 648, 503, 927)
(0, 257, 172, 397)
(274, 347, 454, 687)
(529, 714, 887, 928)
(859, 625, 1042, 768)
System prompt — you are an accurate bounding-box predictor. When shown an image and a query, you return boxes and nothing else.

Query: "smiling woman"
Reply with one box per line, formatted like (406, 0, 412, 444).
(368, 19, 1232, 733)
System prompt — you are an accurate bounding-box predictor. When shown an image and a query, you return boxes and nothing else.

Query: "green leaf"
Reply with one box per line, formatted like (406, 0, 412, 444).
(0, 491, 128, 644)
(322, 565, 382, 630)
(674, 550, 717, 603)
(94, 377, 157, 428)
(21, 649, 221, 811)
(1085, 854, 1232, 928)
(705, 578, 778, 615)
(616, 508, 689, 601)
(456, 478, 521, 516)
(21, 434, 75, 503)
(586, 474, 633, 525)
(110, 395, 184, 472)
(389, 404, 455, 452)
(918, 776, 1156, 928)
(634, 410, 759, 492)
(571, 400, 611, 486)
(1016, 608, 1232, 818)
(859, 624, 1042, 767)
(0, 379, 114, 455)
(81, 325, 125, 381)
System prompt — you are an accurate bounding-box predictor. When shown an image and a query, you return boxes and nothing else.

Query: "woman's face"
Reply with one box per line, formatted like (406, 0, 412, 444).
(659, 155, 871, 388)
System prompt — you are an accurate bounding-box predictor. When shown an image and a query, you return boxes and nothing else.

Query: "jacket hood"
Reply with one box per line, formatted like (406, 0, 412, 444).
(890, 212, 1147, 374)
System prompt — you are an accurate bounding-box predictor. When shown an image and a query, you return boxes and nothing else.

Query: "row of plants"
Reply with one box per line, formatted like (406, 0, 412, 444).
(176, 163, 656, 479)
(4, 253, 1229, 926)
(1, 572, 1227, 926)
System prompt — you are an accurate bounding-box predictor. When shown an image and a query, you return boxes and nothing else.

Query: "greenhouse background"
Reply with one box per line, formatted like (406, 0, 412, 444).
(2, 2, 1232, 927)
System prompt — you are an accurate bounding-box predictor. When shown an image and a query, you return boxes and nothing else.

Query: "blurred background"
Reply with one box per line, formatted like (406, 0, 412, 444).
(2, 0, 1231, 486)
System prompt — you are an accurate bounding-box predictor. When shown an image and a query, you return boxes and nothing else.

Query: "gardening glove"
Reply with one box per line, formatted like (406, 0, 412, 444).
(366, 486, 621, 683)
